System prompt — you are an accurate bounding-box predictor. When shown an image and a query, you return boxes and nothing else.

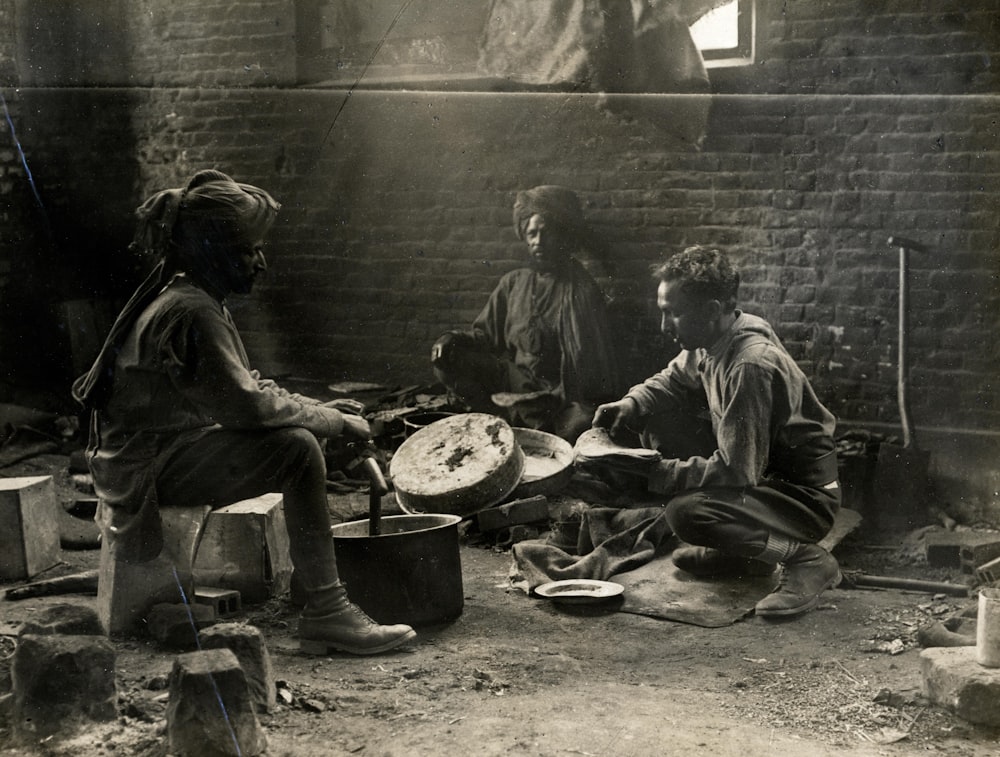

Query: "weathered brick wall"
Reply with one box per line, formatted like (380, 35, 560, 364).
(0, 1, 998, 506)
(124, 0, 297, 87)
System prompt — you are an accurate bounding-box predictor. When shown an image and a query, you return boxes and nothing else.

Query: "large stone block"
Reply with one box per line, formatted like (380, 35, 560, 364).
(167, 648, 266, 757)
(17, 603, 103, 636)
(193, 493, 292, 603)
(10, 634, 117, 739)
(920, 646, 1000, 727)
(0, 476, 60, 581)
(97, 505, 212, 635)
(200, 624, 276, 714)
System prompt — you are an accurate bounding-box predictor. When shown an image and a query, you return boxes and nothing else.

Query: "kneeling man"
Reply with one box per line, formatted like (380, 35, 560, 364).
(589, 246, 841, 618)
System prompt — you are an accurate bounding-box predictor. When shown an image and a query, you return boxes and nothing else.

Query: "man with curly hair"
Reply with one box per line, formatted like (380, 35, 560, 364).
(588, 246, 842, 618)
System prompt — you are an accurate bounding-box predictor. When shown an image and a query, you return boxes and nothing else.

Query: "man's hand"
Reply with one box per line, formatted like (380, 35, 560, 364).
(591, 398, 639, 440)
(430, 334, 454, 365)
(341, 413, 372, 441)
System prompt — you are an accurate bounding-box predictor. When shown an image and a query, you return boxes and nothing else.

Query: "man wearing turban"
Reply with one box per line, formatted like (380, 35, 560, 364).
(74, 170, 415, 655)
(431, 185, 619, 442)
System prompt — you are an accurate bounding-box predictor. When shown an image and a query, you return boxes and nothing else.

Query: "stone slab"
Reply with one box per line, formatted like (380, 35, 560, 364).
(0, 476, 60, 581)
(920, 646, 1000, 727)
(97, 505, 212, 635)
(476, 494, 550, 532)
(193, 493, 292, 603)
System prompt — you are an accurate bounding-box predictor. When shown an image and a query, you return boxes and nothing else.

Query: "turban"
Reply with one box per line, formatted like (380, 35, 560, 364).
(512, 185, 584, 241)
(72, 170, 279, 409)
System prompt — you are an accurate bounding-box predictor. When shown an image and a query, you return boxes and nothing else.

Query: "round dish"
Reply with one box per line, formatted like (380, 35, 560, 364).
(534, 579, 625, 604)
(510, 427, 574, 498)
(390, 413, 525, 517)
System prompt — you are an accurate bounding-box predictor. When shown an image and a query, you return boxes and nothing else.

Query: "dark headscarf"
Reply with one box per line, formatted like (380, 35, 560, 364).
(512, 185, 614, 275)
(72, 170, 280, 409)
(512, 185, 584, 241)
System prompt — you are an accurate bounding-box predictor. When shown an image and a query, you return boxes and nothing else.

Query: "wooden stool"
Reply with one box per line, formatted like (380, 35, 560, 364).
(97, 506, 212, 635)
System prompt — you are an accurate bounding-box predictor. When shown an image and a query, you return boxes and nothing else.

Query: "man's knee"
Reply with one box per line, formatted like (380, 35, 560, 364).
(664, 491, 708, 542)
(268, 427, 326, 471)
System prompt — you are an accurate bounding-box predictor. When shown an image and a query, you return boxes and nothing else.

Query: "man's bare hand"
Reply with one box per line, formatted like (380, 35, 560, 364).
(430, 334, 454, 365)
(591, 398, 639, 440)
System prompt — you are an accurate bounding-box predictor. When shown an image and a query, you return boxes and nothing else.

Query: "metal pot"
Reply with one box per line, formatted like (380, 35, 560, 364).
(330, 514, 464, 627)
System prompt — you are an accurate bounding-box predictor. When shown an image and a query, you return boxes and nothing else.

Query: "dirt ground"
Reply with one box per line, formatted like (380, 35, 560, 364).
(2, 452, 1000, 757)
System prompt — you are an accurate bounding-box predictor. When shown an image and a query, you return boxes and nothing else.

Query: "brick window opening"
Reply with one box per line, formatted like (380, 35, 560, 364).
(690, 0, 755, 69)
(296, 0, 755, 90)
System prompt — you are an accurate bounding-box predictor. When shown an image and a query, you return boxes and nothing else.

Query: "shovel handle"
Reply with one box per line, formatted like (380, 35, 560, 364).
(887, 236, 920, 448)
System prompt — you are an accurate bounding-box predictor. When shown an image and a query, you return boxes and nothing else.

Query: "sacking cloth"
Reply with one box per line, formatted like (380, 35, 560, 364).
(510, 506, 676, 591)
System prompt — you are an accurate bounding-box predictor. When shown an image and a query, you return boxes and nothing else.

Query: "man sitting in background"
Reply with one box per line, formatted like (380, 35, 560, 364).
(431, 185, 619, 442)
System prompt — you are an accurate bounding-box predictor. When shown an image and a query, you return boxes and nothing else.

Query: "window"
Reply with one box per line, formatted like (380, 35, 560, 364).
(296, 0, 755, 89)
(690, 0, 755, 68)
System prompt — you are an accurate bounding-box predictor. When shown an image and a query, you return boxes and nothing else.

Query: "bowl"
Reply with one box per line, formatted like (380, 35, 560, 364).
(510, 427, 574, 498)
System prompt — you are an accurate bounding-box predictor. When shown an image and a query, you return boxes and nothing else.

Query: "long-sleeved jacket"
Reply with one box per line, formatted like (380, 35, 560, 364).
(462, 259, 619, 404)
(88, 274, 346, 561)
(625, 311, 838, 497)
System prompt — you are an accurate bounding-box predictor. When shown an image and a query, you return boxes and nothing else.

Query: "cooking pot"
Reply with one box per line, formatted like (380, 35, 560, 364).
(330, 513, 463, 627)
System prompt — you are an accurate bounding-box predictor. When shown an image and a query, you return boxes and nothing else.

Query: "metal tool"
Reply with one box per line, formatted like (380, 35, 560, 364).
(870, 236, 933, 528)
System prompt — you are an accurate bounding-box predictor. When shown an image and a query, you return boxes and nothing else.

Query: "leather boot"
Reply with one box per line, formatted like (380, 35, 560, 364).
(754, 544, 841, 618)
(672, 546, 775, 577)
(299, 582, 416, 655)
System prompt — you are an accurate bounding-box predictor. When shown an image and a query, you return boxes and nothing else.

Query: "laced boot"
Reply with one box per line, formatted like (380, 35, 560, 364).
(672, 546, 774, 577)
(299, 582, 416, 655)
(754, 543, 841, 618)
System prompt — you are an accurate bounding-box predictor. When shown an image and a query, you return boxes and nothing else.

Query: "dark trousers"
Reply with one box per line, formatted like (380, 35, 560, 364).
(156, 427, 339, 591)
(640, 402, 840, 557)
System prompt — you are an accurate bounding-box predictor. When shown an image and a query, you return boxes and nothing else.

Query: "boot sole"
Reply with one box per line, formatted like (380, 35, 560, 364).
(754, 570, 842, 618)
(300, 628, 417, 656)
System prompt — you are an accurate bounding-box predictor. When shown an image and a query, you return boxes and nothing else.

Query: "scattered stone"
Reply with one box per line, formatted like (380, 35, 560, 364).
(200, 623, 276, 714)
(10, 634, 117, 739)
(917, 620, 976, 648)
(167, 648, 266, 757)
(146, 602, 216, 649)
(476, 495, 550, 532)
(920, 646, 1000, 727)
(17, 603, 103, 637)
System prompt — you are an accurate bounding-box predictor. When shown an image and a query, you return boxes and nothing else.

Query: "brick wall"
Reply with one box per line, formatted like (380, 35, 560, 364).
(0, 0, 998, 507)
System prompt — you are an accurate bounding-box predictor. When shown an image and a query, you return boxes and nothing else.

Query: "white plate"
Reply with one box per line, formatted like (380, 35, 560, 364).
(534, 579, 625, 604)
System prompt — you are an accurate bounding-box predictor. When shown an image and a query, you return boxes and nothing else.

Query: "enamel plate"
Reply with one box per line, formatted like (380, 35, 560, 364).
(534, 579, 625, 604)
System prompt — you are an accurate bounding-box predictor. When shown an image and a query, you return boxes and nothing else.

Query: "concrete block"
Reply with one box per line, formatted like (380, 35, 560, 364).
(925, 531, 1000, 569)
(167, 648, 266, 757)
(477, 495, 549, 532)
(195, 586, 243, 618)
(200, 624, 276, 714)
(960, 538, 1000, 574)
(0, 476, 60, 581)
(10, 634, 117, 739)
(17, 603, 103, 636)
(193, 493, 292, 603)
(920, 646, 1000, 727)
(146, 602, 216, 649)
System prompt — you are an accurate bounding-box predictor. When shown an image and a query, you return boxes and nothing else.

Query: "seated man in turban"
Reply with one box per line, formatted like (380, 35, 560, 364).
(73, 170, 415, 655)
(431, 185, 619, 442)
